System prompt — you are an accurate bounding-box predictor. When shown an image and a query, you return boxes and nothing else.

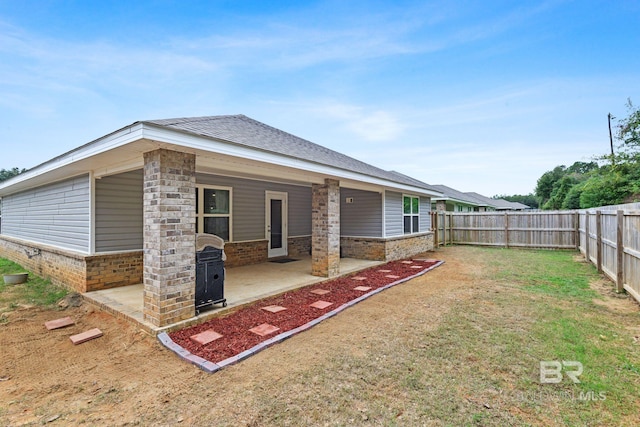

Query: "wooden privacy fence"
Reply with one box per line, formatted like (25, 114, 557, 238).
(430, 211, 578, 249)
(430, 204, 640, 304)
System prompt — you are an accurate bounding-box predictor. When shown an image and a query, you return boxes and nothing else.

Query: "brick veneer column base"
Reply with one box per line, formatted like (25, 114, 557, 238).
(312, 179, 340, 277)
(143, 149, 196, 327)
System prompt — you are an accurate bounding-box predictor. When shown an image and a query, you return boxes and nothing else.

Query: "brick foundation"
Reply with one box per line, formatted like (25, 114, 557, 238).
(384, 232, 434, 261)
(340, 237, 386, 261)
(223, 240, 268, 267)
(85, 251, 143, 291)
(0, 235, 143, 292)
(340, 232, 435, 262)
(288, 236, 311, 258)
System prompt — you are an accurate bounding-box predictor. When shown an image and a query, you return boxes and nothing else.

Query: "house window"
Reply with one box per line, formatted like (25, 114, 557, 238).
(196, 186, 232, 241)
(403, 195, 419, 234)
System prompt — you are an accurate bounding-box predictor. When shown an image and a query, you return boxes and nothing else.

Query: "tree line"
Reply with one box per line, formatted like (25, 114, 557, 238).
(496, 99, 640, 210)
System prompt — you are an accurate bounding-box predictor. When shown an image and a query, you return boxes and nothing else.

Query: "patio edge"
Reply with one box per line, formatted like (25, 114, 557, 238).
(157, 260, 445, 374)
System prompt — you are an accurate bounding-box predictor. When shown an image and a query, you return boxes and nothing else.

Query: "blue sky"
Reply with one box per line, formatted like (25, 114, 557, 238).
(1, 0, 639, 196)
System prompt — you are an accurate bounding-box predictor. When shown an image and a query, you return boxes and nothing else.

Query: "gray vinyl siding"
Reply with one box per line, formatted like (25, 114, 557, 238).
(384, 191, 431, 236)
(384, 191, 403, 237)
(196, 174, 311, 241)
(420, 197, 431, 230)
(340, 188, 382, 237)
(95, 170, 143, 252)
(1, 175, 91, 252)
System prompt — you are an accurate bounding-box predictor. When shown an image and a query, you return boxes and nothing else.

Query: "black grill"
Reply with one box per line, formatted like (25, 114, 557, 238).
(195, 245, 226, 313)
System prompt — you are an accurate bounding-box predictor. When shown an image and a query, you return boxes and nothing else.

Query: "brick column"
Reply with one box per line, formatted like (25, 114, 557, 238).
(436, 200, 446, 211)
(143, 149, 196, 327)
(312, 178, 340, 277)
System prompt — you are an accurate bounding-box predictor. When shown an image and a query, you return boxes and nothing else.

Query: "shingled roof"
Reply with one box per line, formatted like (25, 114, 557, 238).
(143, 115, 439, 193)
(431, 184, 492, 206)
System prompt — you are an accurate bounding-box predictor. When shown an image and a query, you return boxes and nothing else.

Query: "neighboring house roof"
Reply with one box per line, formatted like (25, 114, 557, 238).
(465, 192, 529, 210)
(430, 184, 492, 207)
(145, 115, 441, 194)
(0, 114, 442, 197)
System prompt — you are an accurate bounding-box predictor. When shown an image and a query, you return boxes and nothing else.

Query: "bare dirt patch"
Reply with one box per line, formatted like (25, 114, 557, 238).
(590, 276, 640, 314)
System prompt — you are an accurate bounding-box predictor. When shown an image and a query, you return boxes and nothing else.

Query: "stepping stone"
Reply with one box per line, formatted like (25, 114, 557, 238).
(351, 276, 367, 281)
(310, 289, 330, 295)
(414, 258, 438, 262)
(378, 269, 392, 273)
(401, 260, 414, 264)
(44, 316, 75, 330)
(190, 329, 223, 345)
(310, 300, 333, 310)
(249, 323, 280, 336)
(261, 305, 287, 313)
(354, 286, 372, 292)
(69, 328, 103, 345)
(385, 275, 401, 279)
(411, 265, 423, 269)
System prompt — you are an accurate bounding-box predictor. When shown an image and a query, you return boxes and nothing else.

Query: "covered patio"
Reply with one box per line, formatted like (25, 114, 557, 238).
(84, 256, 382, 334)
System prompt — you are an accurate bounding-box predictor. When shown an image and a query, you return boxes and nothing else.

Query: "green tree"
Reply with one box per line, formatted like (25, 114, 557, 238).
(544, 175, 578, 210)
(617, 98, 640, 157)
(579, 170, 630, 208)
(0, 167, 26, 183)
(535, 166, 566, 207)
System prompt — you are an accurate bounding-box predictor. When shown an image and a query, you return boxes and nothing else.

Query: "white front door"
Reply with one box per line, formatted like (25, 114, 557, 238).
(266, 191, 288, 258)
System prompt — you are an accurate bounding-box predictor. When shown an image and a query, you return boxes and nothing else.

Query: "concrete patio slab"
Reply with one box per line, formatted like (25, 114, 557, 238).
(83, 256, 382, 335)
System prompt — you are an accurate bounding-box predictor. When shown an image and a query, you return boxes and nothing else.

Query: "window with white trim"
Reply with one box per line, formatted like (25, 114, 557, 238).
(196, 185, 232, 241)
(403, 195, 419, 234)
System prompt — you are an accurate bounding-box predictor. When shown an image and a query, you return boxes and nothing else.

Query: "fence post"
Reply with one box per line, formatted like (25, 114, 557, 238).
(433, 212, 439, 248)
(596, 210, 603, 273)
(449, 213, 453, 246)
(574, 211, 579, 251)
(504, 212, 509, 248)
(616, 210, 624, 293)
(585, 211, 590, 263)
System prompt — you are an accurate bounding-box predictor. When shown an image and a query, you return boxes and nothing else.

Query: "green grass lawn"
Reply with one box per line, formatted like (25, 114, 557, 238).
(408, 248, 640, 426)
(0, 258, 68, 322)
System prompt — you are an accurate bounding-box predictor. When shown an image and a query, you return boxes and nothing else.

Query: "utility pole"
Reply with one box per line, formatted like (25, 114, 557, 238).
(608, 112, 615, 164)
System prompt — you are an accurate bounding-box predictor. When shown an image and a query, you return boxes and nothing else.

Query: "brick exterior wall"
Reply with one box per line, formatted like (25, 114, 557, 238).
(85, 251, 143, 291)
(340, 232, 435, 262)
(288, 235, 311, 258)
(143, 149, 196, 327)
(312, 178, 340, 277)
(223, 240, 268, 267)
(0, 235, 86, 291)
(385, 232, 435, 261)
(340, 237, 386, 261)
(0, 236, 144, 293)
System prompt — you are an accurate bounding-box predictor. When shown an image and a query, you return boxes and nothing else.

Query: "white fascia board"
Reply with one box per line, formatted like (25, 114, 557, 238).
(142, 124, 443, 198)
(0, 124, 145, 194)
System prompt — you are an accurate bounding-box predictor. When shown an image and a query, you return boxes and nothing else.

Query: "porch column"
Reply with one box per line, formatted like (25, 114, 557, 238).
(143, 148, 196, 327)
(312, 178, 340, 278)
(436, 200, 446, 211)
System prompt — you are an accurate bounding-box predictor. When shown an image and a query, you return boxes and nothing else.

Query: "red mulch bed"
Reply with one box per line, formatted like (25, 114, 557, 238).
(169, 258, 440, 364)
